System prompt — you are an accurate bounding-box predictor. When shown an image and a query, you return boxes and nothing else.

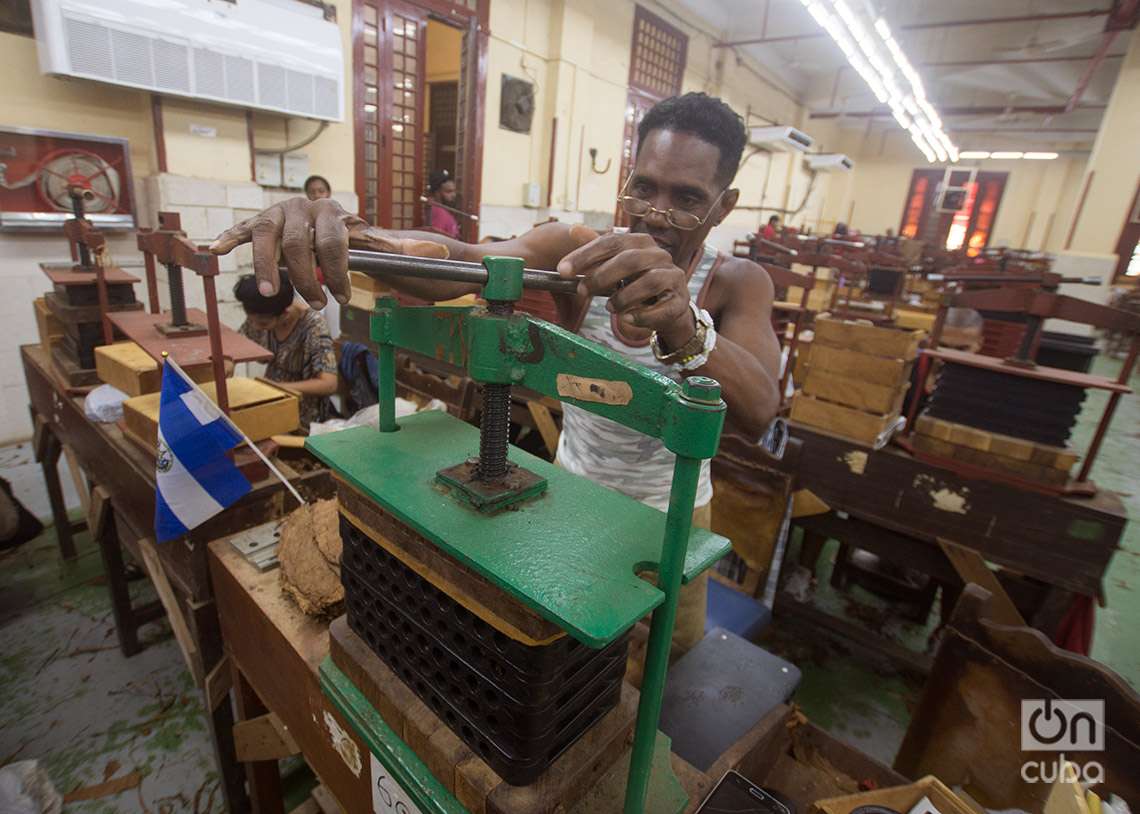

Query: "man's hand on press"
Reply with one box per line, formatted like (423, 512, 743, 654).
(209, 197, 448, 309)
(556, 231, 695, 349)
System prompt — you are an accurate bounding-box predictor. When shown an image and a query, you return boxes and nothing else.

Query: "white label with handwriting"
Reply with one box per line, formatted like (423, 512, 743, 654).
(371, 752, 424, 814)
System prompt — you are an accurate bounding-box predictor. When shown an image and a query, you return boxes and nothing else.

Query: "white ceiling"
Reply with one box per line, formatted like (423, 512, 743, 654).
(674, 0, 1130, 149)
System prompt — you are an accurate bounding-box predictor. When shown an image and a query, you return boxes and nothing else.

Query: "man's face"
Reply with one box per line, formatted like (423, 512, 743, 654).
(440, 181, 457, 205)
(626, 130, 736, 267)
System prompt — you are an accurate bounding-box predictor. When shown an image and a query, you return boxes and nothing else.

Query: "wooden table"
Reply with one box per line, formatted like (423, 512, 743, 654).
(787, 423, 1127, 654)
(209, 531, 376, 813)
(21, 343, 334, 813)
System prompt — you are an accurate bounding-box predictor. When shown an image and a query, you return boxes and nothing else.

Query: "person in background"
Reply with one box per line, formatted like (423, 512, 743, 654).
(833, 222, 849, 238)
(304, 175, 332, 201)
(300, 175, 341, 337)
(233, 270, 337, 431)
(761, 214, 780, 241)
(425, 170, 461, 238)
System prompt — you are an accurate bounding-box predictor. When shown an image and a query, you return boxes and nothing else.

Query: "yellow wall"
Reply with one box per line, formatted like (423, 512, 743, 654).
(0, 0, 356, 195)
(1069, 28, 1140, 257)
(479, 0, 836, 249)
(162, 99, 253, 182)
(818, 126, 1089, 250)
(0, 31, 156, 177)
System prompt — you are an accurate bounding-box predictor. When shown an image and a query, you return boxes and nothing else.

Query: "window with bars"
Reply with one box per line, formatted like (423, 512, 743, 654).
(360, 3, 381, 225)
(388, 8, 423, 230)
(629, 7, 687, 100)
(356, 1, 425, 230)
(616, 7, 688, 224)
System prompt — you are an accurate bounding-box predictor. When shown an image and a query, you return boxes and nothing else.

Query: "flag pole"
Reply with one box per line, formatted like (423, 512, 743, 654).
(162, 353, 306, 507)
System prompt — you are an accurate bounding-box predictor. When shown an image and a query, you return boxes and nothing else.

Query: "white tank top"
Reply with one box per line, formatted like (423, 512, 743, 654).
(555, 244, 720, 511)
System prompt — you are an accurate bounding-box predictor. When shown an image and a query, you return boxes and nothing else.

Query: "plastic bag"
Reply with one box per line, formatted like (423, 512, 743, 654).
(83, 384, 129, 423)
(307, 398, 446, 436)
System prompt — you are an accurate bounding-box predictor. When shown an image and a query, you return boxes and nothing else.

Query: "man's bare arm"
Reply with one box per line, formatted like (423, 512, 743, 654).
(692, 260, 782, 439)
(210, 198, 593, 314)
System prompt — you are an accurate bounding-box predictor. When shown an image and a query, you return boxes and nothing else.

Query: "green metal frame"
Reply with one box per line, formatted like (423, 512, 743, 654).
(311, 257, 727, 814)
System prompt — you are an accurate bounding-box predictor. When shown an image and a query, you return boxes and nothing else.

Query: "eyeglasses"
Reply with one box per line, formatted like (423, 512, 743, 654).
(616, 175, 730, 231)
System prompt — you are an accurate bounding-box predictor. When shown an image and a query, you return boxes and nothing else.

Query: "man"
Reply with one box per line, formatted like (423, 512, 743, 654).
(425, 170, 461, 238)
(761, 215, 780, 241)
(211, 92, 781, 653)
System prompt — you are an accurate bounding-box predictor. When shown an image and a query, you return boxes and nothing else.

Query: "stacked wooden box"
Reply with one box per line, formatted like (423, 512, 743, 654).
(121, 378, 300, 450)
(95, 341, 213, 396)
(790, 317, 921, 446)
(912, 414, 1077, 487)
(40, 263, 144, 387)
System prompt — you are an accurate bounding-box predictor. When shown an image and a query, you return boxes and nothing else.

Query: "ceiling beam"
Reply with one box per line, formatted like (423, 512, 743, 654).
(809, 105, 1108, 119)
(948, 127, 1100, 133)
(1065, 31, 1122, 112)
(715, 8, 1111, 48)
(921, 54, 1125, 67)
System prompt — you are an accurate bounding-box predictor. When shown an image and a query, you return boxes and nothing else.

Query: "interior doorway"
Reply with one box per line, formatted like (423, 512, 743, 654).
(425, 21, 461, 181)
(354, 0, 485, 240)
(899, 168, 1007, 256)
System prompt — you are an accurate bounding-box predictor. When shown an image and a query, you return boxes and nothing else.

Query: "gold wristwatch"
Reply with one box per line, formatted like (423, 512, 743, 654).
(651, 301, 715, 368)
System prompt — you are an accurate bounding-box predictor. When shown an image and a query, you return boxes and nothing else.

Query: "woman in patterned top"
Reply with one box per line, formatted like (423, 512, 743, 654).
(234, 271, 337, 431)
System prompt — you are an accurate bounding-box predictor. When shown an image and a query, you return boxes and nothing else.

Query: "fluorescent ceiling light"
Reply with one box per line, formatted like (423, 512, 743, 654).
(959, 150, 990, 159)
(1024, 151, 1059, 160)
(991, 151, 1025, 159)
(797, 1, 957, 162)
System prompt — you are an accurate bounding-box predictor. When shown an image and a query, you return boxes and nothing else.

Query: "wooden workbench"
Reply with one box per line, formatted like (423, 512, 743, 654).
(787, 423, 1127, 652)
(20, 343, 334, 814)
(209, 528, 909, 814)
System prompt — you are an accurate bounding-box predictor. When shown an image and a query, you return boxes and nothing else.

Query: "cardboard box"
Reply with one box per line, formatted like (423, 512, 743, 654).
(813, 775, 977, 814)
(814, 316, 923, 360)
(122, 377, 299, 447)
(95, 342, 214, 397)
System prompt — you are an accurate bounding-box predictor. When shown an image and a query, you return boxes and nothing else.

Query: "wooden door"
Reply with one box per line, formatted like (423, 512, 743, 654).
(355, 0, 487, 236)
(355, 0, 427, 229)
(382, 1, 428, 230)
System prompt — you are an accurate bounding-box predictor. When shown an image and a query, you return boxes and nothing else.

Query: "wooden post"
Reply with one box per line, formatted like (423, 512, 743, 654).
(1077, 334, 1138, 482)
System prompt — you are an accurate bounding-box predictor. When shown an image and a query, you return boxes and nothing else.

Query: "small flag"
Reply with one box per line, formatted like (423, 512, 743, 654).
(155, 360, 252, 542)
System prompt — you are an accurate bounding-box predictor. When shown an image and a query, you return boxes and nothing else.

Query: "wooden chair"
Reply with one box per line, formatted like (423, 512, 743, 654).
(895, 585, 1140, 812)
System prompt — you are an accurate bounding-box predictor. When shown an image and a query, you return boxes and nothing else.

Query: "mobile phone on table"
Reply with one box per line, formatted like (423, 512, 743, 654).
(695, 770, 795, 814)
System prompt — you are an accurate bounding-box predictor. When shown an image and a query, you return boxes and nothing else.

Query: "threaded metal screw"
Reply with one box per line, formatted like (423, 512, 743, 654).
(475, 299, 514, 481)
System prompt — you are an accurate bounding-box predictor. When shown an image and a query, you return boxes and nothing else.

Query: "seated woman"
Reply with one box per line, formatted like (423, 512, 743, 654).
(233, 271, 337, 431)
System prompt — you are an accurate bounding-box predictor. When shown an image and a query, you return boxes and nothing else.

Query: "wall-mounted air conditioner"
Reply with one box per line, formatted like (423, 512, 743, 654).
(32, 0, 344, 122)
(749, 126, 814, 153)
(805, 153, 853, 172)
